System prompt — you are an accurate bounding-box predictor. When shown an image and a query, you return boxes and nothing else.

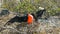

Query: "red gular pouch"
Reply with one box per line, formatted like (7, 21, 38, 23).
(27, 14, 33, 25)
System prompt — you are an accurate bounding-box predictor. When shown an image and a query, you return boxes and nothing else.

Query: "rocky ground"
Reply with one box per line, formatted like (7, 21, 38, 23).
(0, 13, 60, 34)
